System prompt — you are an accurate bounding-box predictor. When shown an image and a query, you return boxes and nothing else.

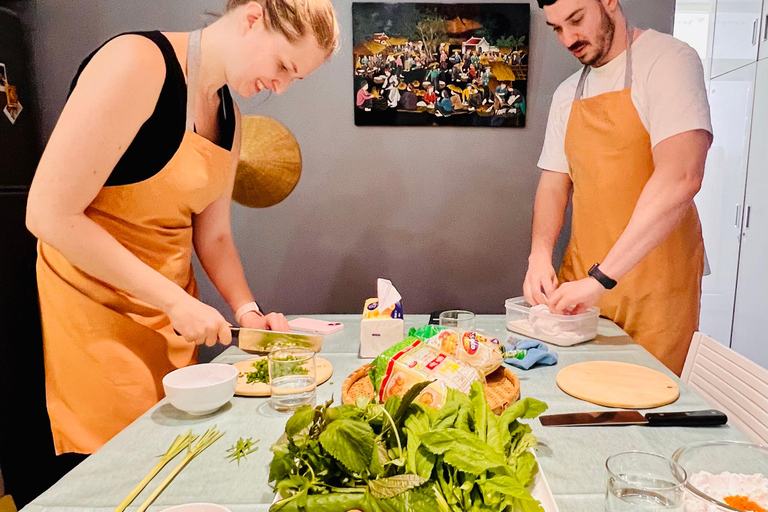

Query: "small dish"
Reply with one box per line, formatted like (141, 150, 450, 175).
(162, 363, 238, 416)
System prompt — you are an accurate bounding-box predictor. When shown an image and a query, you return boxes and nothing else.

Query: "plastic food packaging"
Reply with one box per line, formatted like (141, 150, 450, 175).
(505, 297, 599, 346)
(369, 337, 485, 409)
(422, 328, 503, 375)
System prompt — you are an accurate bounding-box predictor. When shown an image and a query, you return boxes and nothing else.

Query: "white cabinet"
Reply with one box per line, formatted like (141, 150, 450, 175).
(697, 63, 757, 344)
(731, 59, 768, 367)
(710, 0, 764, 77)
(760, 0, 768, 60)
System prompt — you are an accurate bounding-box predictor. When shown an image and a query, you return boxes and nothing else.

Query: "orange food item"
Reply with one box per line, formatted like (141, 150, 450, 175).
(724, 495, 767, 512)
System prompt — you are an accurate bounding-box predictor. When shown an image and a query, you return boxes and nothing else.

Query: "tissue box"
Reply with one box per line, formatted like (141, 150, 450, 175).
(360, 298, 405, 358)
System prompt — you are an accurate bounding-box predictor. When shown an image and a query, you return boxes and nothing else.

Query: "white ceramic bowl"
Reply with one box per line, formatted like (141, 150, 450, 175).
(162, 363, 238, 416)
(161, 504, 231, 512)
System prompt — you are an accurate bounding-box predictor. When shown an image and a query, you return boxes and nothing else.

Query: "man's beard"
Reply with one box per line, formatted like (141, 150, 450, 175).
(580, 5, 616, 67)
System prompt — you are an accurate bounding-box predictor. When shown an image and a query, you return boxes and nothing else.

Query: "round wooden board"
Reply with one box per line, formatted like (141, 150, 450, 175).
(556, 361, 679, 409)
(341, 364, 520, 415)
(233, 357, 333, 397)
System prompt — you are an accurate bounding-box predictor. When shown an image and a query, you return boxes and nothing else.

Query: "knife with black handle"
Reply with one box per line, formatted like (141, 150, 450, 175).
(539, 409, 728, 427)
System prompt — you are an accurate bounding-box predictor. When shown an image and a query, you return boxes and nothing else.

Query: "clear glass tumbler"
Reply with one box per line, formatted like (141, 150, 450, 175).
(438, 310, 476, 330)
(605, 451, 686, 512)
(268, 347, 316, 413)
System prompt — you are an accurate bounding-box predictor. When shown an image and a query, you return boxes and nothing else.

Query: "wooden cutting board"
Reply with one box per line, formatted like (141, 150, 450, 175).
(556, 361, 679, 409)
(233, 357, 333, 397)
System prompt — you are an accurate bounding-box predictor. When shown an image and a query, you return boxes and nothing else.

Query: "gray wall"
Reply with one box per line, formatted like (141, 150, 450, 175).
(18, 0, 673, 316)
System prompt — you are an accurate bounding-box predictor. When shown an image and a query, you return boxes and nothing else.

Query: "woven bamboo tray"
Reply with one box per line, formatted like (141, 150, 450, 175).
(341, 364, 520, 415)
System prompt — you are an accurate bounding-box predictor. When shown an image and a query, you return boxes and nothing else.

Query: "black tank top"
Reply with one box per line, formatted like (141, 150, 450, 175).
(69, 31, 235, 187)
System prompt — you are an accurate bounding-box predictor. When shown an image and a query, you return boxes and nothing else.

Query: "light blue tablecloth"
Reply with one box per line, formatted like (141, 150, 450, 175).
(21, 315, 747, 512)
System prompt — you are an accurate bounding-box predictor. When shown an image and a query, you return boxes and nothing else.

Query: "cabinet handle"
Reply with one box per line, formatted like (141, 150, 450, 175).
(735, 203, 742, 227)
(764, 15, 768, 42)
(753, 19, 759, 46)
(745, 205, 751, 229)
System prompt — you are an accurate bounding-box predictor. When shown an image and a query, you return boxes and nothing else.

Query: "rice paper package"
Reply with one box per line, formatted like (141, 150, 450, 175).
(369, 337, 484, 409)
(423, 328, 504, 375)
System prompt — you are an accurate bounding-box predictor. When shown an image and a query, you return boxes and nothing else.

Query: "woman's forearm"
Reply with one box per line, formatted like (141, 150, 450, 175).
(30, 213, 187, 312)
(194, 233, 254, 314)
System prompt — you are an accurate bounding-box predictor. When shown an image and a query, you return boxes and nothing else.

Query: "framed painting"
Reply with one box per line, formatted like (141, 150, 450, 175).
(353, 2, 530, 127)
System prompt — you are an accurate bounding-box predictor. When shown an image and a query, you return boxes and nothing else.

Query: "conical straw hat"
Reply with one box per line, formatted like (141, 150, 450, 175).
(233, 115, 302, 208)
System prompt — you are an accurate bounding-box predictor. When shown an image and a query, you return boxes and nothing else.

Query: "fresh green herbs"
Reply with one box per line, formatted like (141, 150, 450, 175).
(241, 359, 270, 384)
(240, 358, 309, 385)
(226, 437, 259, 465)
(268, 381, 548, 512)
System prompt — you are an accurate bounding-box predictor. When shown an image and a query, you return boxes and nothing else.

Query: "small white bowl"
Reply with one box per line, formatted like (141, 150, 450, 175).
(162, 363, 238, 416)
(161, 504, 231, 512)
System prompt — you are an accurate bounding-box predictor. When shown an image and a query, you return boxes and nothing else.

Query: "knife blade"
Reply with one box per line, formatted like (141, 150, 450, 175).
(539, 409, 728, 427)
(231, 327, 323, 354)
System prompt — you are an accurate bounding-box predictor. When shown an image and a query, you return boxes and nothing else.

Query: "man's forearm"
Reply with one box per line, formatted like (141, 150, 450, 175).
(530, 171, 572, 260)
(599, 170, 700, 281)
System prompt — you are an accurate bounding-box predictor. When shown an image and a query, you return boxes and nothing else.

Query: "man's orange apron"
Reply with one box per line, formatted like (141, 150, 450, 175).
(559, 27, 705, 375)
(36, 30, 236, 454)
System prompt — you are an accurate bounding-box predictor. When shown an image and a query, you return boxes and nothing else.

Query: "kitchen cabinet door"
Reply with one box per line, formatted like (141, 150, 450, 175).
(697, 63, 756, 344)
(759, 0, 768, 60)
(710, 0, 763, 77)
(731, 59, 768, 367)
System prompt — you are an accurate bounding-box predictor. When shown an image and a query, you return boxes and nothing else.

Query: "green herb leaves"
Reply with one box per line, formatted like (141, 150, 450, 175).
(269, 379, 548, 512)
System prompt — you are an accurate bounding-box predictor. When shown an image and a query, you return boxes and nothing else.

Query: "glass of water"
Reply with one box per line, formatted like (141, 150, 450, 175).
(605, 451, 686, 511)
(268, 347, 316, 413)
(439, 310, 476, 330)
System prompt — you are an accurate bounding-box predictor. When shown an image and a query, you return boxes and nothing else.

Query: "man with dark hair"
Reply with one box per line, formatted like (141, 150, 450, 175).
(524, 0, 712, 374)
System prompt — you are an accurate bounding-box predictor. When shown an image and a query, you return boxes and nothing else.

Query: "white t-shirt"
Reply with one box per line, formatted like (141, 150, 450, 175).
(538, 30, 712, 174)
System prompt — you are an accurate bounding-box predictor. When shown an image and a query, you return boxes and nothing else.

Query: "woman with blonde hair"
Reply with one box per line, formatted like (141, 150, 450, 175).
(26, 0, 339, 457)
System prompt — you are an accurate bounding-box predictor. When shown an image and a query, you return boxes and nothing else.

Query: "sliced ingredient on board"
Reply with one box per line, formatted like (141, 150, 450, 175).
(269, 380, 548, 512)
(687, 471, 768, 512)
(241, 359, 270, 384)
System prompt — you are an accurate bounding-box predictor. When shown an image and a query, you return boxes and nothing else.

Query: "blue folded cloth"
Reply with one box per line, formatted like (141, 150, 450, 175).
(503, 338, 558, 370)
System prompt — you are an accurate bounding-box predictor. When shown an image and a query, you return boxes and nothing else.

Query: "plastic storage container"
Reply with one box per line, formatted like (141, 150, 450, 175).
(505, 297, 599, 346)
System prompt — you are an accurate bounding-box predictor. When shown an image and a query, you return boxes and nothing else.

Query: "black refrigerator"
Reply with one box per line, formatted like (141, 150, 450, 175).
(0, 6, 76, 508)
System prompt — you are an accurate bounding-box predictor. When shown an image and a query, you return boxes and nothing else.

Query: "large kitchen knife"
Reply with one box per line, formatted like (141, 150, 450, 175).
(539, 409, 728, 427)
(231, 327, 323, 354)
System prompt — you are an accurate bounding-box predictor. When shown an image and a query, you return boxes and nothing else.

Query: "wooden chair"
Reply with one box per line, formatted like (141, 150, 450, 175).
(681, 332, 768, 444)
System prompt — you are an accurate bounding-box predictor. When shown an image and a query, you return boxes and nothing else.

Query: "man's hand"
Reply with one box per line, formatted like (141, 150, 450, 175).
(523, 255, 558, 306)
(547, 277, 605, 315)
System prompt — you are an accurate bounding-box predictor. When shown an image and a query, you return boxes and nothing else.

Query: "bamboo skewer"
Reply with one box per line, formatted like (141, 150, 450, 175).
(113, 430, 197, 512)
(135, 426, 226, 512)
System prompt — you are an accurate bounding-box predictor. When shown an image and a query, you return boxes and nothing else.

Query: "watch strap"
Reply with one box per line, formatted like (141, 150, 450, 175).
(588, 263, 617, 290)
(235, 301, 263, 324)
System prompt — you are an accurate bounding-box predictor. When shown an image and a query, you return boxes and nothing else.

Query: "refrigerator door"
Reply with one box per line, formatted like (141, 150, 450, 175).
(0, 7, 39, 188)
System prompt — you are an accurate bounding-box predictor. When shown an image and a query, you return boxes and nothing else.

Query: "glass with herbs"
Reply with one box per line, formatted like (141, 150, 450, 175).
(268, 347, 316, 412)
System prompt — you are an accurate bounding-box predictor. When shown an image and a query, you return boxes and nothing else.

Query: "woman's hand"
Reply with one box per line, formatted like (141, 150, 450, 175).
(167, 295, 232, 347)
(239, 311, 290, 332)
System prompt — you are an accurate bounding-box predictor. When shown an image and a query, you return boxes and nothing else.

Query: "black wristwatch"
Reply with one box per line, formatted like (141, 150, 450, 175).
(588, 263, 617, 290)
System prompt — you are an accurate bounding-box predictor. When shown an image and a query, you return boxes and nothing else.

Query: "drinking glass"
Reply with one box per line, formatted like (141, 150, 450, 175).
(268, 348, 316, 412)
(438, 310, 476, 330)
(605, 451, 686, 511)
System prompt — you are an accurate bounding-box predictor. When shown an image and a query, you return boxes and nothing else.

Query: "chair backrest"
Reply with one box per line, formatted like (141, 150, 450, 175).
(681, 332, 768, 444)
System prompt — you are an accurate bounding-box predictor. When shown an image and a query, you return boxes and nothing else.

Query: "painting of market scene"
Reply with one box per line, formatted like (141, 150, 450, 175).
(353, 2, 529, 127)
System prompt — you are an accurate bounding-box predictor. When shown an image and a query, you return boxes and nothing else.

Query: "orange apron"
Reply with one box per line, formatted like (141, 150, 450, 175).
(559, 27, 705, 375)
(37, 30, 236, 454)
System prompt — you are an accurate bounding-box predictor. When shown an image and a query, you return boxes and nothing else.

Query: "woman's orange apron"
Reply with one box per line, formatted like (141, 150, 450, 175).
(559, 27, 705, 376)
(36, 30, 236, 454)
